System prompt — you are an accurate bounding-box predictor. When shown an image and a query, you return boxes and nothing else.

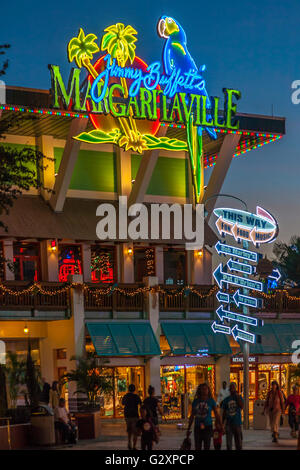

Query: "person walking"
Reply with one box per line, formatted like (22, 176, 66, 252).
(143, 385, 163, 427)
(136, 405, 156, 451)
(122, 384, 141, 450)
(222, 382, 243, 450)
(49, 380, 60, 411)
(186, 383, 222, 450)
(286, 385, 300, 438)
(217, 381, 230, 407)
(263, 380, 285, 443)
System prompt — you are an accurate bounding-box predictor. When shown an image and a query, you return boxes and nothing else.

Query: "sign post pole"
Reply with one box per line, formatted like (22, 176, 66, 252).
(242, 238, 250, 429)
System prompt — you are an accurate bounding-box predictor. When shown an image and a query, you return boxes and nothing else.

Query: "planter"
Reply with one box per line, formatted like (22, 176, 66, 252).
(0, 423, 31, 450)
(74, 410, 101, 439)
(30, 415, 55, 445)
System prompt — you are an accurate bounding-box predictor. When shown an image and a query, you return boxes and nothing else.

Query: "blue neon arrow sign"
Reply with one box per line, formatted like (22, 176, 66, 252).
(231, 324, 256, 344)
(268, 268, 281, 282)
(227, 258, 254, 275)
(216, 305, 260, 327)
(215, 241, 258, 263)
(232, 289, 263, 309)
(216, 291, 231, 303)
(213, 263, 263, 292)
(211, 321, 231, 335)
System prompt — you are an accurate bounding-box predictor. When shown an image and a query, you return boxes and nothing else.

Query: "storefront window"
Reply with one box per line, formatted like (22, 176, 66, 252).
(91, 246, 115, 283)
(98, 366, 145, 418)
(134, 247, 156, 282)
(161, 365, 215, 420)
(163, 250, 186, 285)
(13, 242, 40, 281)
(58, 245, 82, 282)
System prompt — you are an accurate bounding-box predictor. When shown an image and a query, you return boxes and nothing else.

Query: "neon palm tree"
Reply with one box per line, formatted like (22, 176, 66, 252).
(68, 28, 99, 79)
(101, 23, 146, 151)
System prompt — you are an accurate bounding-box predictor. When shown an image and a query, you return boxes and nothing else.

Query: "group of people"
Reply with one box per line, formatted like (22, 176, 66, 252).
(263, 381, 300, 444)
(40, 379, 77, 445)
(122, 384, 163, 450)
(187, 382, 243, 450)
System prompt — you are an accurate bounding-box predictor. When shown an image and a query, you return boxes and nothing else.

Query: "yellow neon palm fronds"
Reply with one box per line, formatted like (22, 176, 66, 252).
(101, 23, 137, 66)
(68, 28, 99, 75)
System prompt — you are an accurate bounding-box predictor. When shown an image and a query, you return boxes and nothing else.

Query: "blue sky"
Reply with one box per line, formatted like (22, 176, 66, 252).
(1, 0, 299, 252)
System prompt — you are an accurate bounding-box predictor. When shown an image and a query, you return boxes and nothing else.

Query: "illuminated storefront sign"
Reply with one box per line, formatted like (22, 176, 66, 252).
(49, 16, 241, 202)
(212, 205, 279, 344)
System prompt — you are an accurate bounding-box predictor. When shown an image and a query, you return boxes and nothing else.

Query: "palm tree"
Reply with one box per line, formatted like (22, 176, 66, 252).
(5, 352, 26, 408)
(68, 28, 99, 79)
(62, 352, 113, 409)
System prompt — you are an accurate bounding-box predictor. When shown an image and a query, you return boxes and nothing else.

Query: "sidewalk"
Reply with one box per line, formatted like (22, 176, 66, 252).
(56, 423, 299, 451)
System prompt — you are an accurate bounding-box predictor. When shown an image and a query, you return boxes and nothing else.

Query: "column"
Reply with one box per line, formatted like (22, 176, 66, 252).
(192, 247, 213, 284)
(36, 135, 56, 201)
(68, 274, 86, 411)
(154, 246, 164, 284)
(215, 355, 231, 397)
(120, 243, 134, 283)
(143, 276, 161, 396)
(3, 240, 14, 280)
(82, 243, 92, 282)
(40, 240, 59, 282)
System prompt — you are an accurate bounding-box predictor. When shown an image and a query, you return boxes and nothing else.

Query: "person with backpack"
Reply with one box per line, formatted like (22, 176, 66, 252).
(286, 385, 300, 438)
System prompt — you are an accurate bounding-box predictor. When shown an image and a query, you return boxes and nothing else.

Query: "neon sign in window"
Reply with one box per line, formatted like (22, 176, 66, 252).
(58, 245, 82, 282)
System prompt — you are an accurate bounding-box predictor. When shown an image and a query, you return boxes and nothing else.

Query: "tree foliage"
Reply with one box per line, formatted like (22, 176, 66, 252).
(62, 352, 113, 409)
(0, 44, 53, 231)
(273, 236, 300, 286)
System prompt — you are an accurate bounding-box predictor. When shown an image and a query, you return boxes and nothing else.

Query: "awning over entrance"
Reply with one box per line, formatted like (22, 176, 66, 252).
(86, 322, 161, 356)
(161, 322, 232, 355)
(250, 323, 300, 354)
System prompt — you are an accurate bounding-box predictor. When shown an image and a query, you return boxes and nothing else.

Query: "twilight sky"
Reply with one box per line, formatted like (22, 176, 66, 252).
(1, 0, 299, 254)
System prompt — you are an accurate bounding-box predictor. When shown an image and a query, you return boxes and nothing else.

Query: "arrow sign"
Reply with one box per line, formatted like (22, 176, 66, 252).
(211, 321, 231, 335)
(216, 291, 231, 303)
(213, 263, 263, 292)
(268, 268, 281, 282)
(232, 324, 256, 344)
(227, 258, 254, 275)
(233, 289, 263, 309)
(215, 241, 258, 263)
(214, 207, 278, 245)
(216, 305, 259, 327)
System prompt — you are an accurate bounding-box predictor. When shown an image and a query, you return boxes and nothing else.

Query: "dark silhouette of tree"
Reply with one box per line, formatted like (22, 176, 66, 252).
(273, 236, 300, 286)
(0, 364, 8, 416)
(25, 340, 41, 409)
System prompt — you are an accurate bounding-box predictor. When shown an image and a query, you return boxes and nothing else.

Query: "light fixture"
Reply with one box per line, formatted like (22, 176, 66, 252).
(24, 324, 29, 334)
(50, 239, 57, 252)
(127, 247, 133, 256)
(196, 249, 203, 258)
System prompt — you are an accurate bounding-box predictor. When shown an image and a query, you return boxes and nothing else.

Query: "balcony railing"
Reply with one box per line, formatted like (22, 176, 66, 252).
(0, 281, 70, 312)
(84, 283, 145, 312)
(159, 285, 217, 312)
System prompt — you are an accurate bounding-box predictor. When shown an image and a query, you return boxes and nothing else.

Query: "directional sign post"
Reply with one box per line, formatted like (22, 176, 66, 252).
(212, 204, 279, 431)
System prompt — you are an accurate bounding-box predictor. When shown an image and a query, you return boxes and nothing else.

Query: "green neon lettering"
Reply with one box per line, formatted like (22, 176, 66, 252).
(224, 88, 241, 130)
(139, 88, 153, 119)
(49, 65, 81, 110)
(108, 84, 126, 117)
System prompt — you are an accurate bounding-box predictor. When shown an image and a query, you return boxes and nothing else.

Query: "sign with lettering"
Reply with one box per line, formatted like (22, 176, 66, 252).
(49, 16, 241, 202)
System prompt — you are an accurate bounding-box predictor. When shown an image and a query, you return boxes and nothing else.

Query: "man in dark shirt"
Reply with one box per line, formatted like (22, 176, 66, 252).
(122, 384, 142, 450)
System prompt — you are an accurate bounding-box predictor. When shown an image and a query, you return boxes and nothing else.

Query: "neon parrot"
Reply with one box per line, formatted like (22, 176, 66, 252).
(157, 16, 217, 202)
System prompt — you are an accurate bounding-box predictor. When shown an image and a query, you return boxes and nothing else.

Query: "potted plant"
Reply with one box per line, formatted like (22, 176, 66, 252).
(63, 352, 113, 439)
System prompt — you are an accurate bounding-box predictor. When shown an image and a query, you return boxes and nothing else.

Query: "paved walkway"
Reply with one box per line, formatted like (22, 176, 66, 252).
(56, 422, 299, 451)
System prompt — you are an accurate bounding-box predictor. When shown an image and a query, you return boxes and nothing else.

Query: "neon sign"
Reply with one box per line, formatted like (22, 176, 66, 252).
(49, 17, 241, 202)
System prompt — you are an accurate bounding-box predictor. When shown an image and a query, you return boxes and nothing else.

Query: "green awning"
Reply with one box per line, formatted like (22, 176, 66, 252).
(250, 323, 300, 354)
(161, 322, 232, 355)
(86, 322, 161, 356)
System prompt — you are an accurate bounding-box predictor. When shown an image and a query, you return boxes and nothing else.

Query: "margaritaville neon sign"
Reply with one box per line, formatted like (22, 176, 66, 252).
(49, 17, 241, 202)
